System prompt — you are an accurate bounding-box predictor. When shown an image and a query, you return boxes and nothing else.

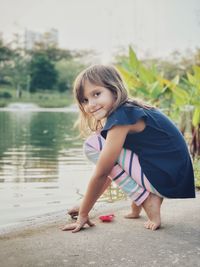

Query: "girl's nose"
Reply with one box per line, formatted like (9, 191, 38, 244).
(88, 99, 96, 108)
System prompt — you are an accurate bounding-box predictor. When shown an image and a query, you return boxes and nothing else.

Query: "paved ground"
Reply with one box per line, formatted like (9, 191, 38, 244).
(0, 193, 200, 267)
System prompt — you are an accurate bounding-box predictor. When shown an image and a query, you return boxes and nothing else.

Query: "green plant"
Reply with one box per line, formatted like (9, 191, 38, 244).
(117, 47, 188, 113)
(181, 66, 200, 157)
(193, 157, 200, 189)
(55, 59, 86, 92)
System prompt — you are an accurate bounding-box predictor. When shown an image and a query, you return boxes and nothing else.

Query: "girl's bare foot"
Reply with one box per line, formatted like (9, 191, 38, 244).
(124, 202, 142, 219)
(142, 193, 163, 230)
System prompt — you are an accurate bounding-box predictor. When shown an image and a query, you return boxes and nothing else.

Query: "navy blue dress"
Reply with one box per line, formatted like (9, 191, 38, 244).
(101, 103, 195, 198)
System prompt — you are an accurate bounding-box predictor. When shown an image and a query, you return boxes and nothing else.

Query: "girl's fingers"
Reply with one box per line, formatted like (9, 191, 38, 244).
(61, 223, 77, 231)
(72, 224, 83, 233)
(61, 216, 95, 233)
(71, 219, 95, 233)
(71, 218, 87, 233)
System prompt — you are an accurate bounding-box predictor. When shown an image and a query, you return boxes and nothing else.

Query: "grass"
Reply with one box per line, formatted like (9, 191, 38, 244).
(0, 86, 74, 108)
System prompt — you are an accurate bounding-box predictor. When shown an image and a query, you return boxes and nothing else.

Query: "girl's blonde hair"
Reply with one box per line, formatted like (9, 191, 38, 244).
(73, 64, 152, 135)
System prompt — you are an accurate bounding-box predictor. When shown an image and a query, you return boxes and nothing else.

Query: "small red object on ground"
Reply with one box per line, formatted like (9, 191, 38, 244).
(99, 214, 115, 222)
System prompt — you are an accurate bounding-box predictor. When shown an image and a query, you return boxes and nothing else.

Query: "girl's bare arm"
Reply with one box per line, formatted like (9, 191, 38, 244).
(78, 125, 130, 217)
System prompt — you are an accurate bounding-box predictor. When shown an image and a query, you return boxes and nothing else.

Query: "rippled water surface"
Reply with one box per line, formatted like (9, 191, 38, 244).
(0, 109, 93, 227)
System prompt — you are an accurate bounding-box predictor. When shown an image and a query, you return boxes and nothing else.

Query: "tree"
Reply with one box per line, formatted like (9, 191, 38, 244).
(55, 59, 86, 92)
(0, 37, 30, 97)
(0, 40, 14, 84)
(27, 42, 74, 62)
(8, 49, 30, 97)
(0, 40, 13, 62)
(29, 52, 58, 92)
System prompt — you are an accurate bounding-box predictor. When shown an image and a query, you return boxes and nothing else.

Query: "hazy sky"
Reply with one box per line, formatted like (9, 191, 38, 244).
(0, 0, 200, 62)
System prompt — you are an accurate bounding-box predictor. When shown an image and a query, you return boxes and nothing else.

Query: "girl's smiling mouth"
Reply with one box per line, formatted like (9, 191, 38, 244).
(92, 107, 102, 114)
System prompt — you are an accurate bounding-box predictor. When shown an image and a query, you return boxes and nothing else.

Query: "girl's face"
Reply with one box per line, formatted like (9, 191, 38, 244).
(81, 80, 116, 120)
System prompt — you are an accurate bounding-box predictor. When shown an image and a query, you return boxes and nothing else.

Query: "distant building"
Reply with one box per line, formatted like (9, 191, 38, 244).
(24, 28, 58, 50)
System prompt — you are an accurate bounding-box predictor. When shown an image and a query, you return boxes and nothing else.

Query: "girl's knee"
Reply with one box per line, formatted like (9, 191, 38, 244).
(84, 133, 105, 152)
(83, 134, 103, 164)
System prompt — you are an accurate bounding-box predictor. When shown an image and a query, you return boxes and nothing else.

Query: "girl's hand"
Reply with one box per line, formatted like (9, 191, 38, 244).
(61, 215, 95, 233)
(67, 205, 79, 219)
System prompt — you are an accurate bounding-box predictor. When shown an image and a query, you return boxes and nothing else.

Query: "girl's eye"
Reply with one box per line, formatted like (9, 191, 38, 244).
(94, 92, 100, 97)
(82, 98, 88, 104)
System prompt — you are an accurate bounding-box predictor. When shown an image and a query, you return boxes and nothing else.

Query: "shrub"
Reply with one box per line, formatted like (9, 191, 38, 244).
(0, 92, 12, 98)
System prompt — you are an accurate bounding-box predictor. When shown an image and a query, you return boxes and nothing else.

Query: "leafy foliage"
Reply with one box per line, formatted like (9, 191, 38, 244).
(0, 35, 89, 94)
(117, 47, 200, 157)
(117, 47, 189, 111)
(181, 66, 200, 156)
(55, 59, 86, 92)
(29, 52, 58, 92)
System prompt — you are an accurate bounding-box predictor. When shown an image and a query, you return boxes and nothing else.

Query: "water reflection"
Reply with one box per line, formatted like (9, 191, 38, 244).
(0, 110, 125, 228)
(0, 111, 83, 183)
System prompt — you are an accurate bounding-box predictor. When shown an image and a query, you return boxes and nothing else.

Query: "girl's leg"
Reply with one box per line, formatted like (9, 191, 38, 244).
(110, 137, 163, 229)
(124, 202, 142, 219)
(84, 134, 150, 206)
(142, 194, 163, 230)
(84, 134, 163, 230)
(84, 134, 160, 206)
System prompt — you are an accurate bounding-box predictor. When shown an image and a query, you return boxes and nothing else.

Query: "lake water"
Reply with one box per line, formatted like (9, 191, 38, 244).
(0, 108, 94, 228)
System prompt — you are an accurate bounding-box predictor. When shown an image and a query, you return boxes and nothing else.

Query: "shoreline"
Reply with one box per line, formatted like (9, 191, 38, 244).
(1, 191, 199, 239)
(0, 199, 131, 239)
(1, 192, 199, 239)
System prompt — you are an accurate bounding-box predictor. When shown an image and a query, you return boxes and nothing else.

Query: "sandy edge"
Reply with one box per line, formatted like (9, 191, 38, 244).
(0, 199, 131, 239)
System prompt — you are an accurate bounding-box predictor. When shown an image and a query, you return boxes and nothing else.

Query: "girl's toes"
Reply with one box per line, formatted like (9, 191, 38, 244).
(144, 220, 160, 230)
(144, 221, 150, 229)
(149, 222, 155, 230)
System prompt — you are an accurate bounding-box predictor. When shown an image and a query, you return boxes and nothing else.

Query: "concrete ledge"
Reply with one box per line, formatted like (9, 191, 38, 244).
(0, 193, 200, 267)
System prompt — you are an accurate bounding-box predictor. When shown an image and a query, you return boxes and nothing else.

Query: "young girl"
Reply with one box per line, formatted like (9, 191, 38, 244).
(62, 64, 195, 232)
